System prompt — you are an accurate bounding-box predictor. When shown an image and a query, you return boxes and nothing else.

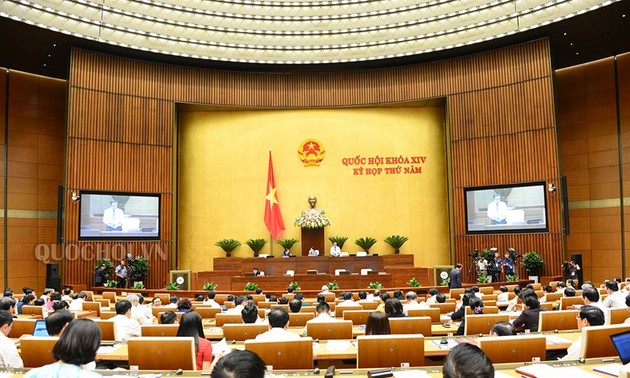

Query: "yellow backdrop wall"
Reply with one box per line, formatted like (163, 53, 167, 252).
(177, 105, 450, 270)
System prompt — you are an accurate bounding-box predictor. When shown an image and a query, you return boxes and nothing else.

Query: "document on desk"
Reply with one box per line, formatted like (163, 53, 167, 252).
(392, 370, 427, 377)
(325, 340, 350, 351)
(545, 335, 573, 344)
(430, 339, 458, 349)
(592, 363, 622, 377)
(96, 344, 122, 354)
(515, 364, 600, 377)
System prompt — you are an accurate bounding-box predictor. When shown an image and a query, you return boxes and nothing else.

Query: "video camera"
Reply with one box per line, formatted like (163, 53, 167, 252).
(507, 247, 522, 260)
(468, 249, 479, 258)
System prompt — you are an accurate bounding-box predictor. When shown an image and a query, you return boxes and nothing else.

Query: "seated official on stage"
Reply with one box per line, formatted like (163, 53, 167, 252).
(308, 247, 319, 256)
(330, 242, 341, 257)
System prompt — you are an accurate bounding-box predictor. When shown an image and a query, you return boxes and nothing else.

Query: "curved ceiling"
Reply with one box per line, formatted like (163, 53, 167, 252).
(0, 0, 623, 64)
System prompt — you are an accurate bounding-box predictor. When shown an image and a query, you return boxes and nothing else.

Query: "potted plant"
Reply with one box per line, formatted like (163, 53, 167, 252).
(522, 251, 545, 283)
(277, 238, 299, 253)
(355, 237, 377, 252)
(95, 258, 114, 282)
(384, 235, 409, 254)
(132, 282, 145, 289)
(287, 281, 301, 291)
(368, 281, 382, 289)
(408, 277, 420, 287)
(244, 282, 258, 291)
(328, 236, 348, 249)
(202, 282, 217, 291)
(166, 282, 180, 290)
(215, 238, 241, 257)
(105, 280, 117, 288)
(245, 238, 267, 257)
(506, 274, 519, 282)
(128, 256, 150, 287)
(477, 273, 490, 284)
(327, 281, 339, 290)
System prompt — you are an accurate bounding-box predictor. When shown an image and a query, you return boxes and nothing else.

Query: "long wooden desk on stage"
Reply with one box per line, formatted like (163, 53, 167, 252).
(230, 273, 394, 291)
(214, 255, 414, 276)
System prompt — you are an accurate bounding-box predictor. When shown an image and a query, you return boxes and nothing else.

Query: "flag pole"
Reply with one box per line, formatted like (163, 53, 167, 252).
(269, 234, 274, 256)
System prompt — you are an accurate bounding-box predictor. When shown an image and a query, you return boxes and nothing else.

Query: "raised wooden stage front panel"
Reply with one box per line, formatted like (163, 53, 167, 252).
(213, 255, 414, 276)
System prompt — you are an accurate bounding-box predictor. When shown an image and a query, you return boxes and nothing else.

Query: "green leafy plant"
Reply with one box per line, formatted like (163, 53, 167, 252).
(95, 258, 115, 282)
(477, 273, 490, 284)
(355, 237, 377, 252)
(215, 238, 241, 257)
(327, 281, 339, 290)
(128, 256, 150, 282)
(277, 238, 299, 252)
(132, 281, 145, 289)
(202, 282, 218, 291)
(522, 251, 544, 275)
(383, 235, 409, 254)
(506, 274, 519, 282)
(244, 282, 258, 291)
(287, 281, 301, 291)
(245, 238, 267, 257)
(368, 281, 382, 289)
(441, 277, 450, 287)
(408, 277, 420, 287)
(105, 280, 117, 288)
(166, 282, 180, 290)
(328, 236, 349, 249)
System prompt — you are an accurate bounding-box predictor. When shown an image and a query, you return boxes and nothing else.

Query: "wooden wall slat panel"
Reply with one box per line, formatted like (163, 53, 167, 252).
(65, 38, 561, 288)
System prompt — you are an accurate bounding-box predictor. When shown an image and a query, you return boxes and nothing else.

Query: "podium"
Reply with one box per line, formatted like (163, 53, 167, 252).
(301, 227, 325, 256)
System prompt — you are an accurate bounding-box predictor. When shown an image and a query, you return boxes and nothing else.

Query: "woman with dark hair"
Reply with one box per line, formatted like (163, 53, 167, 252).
(177, 311, 213, 370)
(455, 297, 484, 336)
(177, 298, 193, 313)
(365, 312, 391, 335)
(211, 350, 266, 378)
(384, 298, 406, 318)
(25, 318, 102, 377)
(160, 311, 178, 324)
(443, 343, 494, 378)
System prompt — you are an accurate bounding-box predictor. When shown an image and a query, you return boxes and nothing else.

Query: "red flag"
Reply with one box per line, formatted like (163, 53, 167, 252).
(264, 151, 285, 241)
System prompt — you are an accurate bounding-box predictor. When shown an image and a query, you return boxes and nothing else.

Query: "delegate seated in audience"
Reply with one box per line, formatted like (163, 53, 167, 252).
(497, 286, 509, 303)
(278, 297, 289, 305)
(490, 321, 516, 336)
(426, 288, 439, 305)
(561, 305, 605, 361)
(127, 294, 155, 324)
(255, 308, 300, 341)
(403, 291, 426, 314)
(556, 281, 566, 293)
(0, 310, 23, 367)
(164, 296, 179, 309)
(17, 294, 35, 315)
(210, 350, 266, 378)
(472, 286, 483, 299)
(53, 300, 70, 312)
(505, 286, 521, 312)
(160, 311, 178, 325)
(241, 301, 261, 324)
(307, 302, 337, 323)
(582, 287, 606, 313)
(289, 299, 302, 313)
(0, 297, 16, 315)
(455, 297, 484, 336)
(203, 292, 221, 308)
(563, 287, 576, 297)
(443, 343, 494, 378)
(46, 309, 74, 336)
(435, 293, 447, 304)
(540, 285, 553, 303)
(385, 298, 406, 318)
(450, 294, 472, 321)
(376, 292, 390, 312)
(61, 288, 73, 302)
(603, 281, 627, 308)
(365, 312, 391, 335)
(25, 318, 101, 378)
(112, 300, 141, 341)
(68, 292, 87, 311)
(512, 295, 543, 332)
(177, 298, 193, 313)
(338, 292, 361, 307)
(177, 311, 213, 370)
(151, 297, 162, 308)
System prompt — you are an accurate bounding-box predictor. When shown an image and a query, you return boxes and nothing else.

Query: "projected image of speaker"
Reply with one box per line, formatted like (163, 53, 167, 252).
(169, 270, 191, 290)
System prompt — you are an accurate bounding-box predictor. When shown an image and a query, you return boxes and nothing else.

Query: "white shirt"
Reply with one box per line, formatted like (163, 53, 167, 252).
(308, 248, 319, 256)
(112, 314, 141, 341)
(225, 305, 244, 314)
(306, 313, 337, 323)
(68, 298, 84, 311)
(103, 207, 124, 229)
(497, 292, 509, 303)
(130, 305, 153, 325)
(561, 336, 582, 360)
(603, 291, 626, 308)
(0, 332, 23, 368)
(425, 296, 437, 305)
(330, 246, 341, 257)
(255, 327, 301, 341)
(202, 299, 221, 308)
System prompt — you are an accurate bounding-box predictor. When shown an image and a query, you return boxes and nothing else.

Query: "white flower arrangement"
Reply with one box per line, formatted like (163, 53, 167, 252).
(294, 212, 331, 228)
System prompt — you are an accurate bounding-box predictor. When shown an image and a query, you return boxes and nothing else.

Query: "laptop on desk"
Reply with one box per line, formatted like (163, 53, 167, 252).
(32, 320, 49, 337)
(592, 330, 630, 376)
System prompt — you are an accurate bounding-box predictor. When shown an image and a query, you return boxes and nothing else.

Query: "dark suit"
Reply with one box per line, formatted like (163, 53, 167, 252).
(450, 268, 462, 288)
(95, 267, 106, 286)
(512, 307, 543, 332)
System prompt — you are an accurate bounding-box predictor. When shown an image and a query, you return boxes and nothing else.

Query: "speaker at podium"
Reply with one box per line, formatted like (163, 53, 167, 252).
(169, 270, 191, 290)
